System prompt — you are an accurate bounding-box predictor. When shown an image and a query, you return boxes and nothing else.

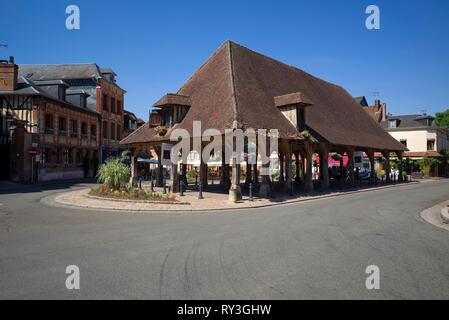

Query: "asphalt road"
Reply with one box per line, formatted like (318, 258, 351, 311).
(1, 180, 449, 299)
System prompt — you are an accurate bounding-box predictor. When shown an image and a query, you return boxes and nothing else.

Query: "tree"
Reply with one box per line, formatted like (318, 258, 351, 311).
(435, 109, 449, 128)
(417, 157, 442, 176)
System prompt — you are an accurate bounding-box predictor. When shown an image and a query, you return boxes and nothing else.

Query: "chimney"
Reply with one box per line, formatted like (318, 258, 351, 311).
(381, 103, 387, 122)
(0, 56, 18, 91)
(374, 99, 380, 108)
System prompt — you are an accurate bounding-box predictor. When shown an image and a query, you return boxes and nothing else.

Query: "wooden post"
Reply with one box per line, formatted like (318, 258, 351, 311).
(170, 163, 179, 193)
(285, 145, 293, 194)
(396, 151, 404, 182)
(279, 153, 285, 183)
(259, 134, 271, 198)
(304, 142, 315, 193)
(154, 146, 163, 187)
(319, 144, 330, 190)
(229, 161, 242, 202)
(244, 161, 252, 189)
(382, 151, 391, 182)
(346, 147, 355, 187)
(366, 149, 376, 184)
(129, 155, 138, 187)
(294, 152, 301, 184)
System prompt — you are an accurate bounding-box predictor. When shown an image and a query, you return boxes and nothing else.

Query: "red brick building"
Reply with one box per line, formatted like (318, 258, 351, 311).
(18, 63, 126, 162)
(0, 57, 101, 182)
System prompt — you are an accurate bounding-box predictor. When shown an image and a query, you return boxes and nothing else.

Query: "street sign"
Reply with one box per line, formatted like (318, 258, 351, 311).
(28, 148, 38, 156)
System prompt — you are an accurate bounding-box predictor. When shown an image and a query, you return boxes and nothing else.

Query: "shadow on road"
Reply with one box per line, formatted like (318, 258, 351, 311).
(0, 179, 97, 195)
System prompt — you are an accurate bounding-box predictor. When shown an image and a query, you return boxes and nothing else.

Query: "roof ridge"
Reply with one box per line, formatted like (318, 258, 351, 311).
(120, 122, 149, 144)
(176, 41, 230, 95)
(229, 41, 343, 89)
(227, 41, 239, 129)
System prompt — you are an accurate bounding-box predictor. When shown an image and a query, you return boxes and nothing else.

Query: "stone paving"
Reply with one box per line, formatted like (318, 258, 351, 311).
(48, 181, 420, 212)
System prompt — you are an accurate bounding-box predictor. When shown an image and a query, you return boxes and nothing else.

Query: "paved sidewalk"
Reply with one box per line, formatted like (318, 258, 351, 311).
(420, 199, 449, 231)
(46, 181, 420, 212)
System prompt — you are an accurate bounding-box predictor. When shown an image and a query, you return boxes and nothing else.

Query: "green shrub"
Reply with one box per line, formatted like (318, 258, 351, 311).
(97, 159, 131, 190)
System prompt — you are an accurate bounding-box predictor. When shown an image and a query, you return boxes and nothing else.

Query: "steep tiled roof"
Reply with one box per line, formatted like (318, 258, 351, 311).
(121, 41, 406, 151)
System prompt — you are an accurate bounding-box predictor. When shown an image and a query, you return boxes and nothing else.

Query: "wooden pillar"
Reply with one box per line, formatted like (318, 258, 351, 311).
(304, 142, 315, 193)
(129, 155, 138, 187)
(170, 163, 179, 193)
(396, 151, 404, 182)
(366, 149, 376, 184)
(200, 159, 208, 187)
(154, 146, 163, 187)
(319, 145, 330, 190)
(294, 152, 301, 184)
(382, 151, 391, 182)
(285, 145, 293, 194)
(181, 163, 188, 185)
(259, 135, 271, 198)
(252, 163, 259, 187)
(229, 161, 242, 202)
(346, 147, 355, 187)
(244, 161, 252, 188)
(300, 151, 306, 182)
(279, 153, 285, 183)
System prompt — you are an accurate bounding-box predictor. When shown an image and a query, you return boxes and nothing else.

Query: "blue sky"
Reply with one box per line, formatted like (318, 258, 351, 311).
(1, 0, 448, 120)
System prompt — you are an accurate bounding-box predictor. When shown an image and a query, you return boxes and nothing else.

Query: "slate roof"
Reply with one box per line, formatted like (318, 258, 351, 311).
(18, 63, 104, 81)
(121, 41, 406, 151)
(380, 114, 439, 130)
(354, 96, 368, 107)
(0, 77, 100, 116)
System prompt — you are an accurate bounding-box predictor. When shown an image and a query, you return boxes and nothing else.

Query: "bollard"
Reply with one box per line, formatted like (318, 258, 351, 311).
(138, 177, 142, 189)
(163, 183, 167, 194)
(180, 180, 185, 197)
(150, 178, 154, 192)
(249, 183, 253, 201)
(198, 182, 204, 199)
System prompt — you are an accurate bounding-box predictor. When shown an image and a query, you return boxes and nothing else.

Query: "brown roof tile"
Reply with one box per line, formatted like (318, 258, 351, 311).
(121, 41, 406, 151)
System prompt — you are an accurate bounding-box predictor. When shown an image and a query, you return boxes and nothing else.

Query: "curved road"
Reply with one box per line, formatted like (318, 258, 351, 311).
(1, 180, 449, 299)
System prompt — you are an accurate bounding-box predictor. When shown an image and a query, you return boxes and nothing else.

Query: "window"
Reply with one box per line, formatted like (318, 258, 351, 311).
(117, 124, 121, 141)
(41, 148, 50, 164)
(110, 123, 116, 140)
(45, 114, 54, 134)
(102, 121, 108, 139)
(400, 139, 407, 147)
(117, 100, 121, 115)
(90, 124, 96, 137)
(110, 97, 116, 113)
(296, 108, 305, 131)
(70, 120, 78, 137)
(81, 122, 87, 135)
(427, 139, 435, 151)
(58, 117, 67, 133)
(388, 120, 397, 128)
(102, 94, 108, 111)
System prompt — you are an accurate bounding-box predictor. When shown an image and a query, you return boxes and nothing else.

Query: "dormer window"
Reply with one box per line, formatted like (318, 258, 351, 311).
(34, 80, 69, 102)
(388, 119, 398, 128)
(274, 92, 313, 132)
(153, 93, 191, 127)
